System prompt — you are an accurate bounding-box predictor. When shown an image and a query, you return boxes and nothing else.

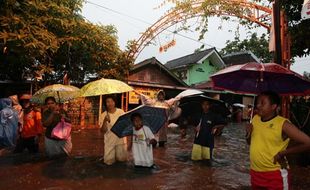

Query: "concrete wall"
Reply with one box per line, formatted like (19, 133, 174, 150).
(188, 59, 217, 85)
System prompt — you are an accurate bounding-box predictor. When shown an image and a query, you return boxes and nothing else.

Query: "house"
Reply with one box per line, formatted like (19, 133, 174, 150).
(222, 51, 261, 66)
(127, 57, 188, 108)
(165, 48, 226, 86)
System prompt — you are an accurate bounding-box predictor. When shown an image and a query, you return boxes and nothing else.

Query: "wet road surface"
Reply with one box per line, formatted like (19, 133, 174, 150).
(1, 122, 310, 190)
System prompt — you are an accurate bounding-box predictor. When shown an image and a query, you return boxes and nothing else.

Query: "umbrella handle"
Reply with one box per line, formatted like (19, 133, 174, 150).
(249, 96, 256, 123)
(57, 91, 60, 104)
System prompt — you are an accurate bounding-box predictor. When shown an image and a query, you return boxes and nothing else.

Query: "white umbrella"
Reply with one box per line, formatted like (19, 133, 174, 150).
(233, 103, 246, 108)
(175, 89, 203, 99)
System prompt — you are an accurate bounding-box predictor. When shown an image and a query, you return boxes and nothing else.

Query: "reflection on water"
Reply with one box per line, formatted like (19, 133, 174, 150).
(0, 122, 309, 190)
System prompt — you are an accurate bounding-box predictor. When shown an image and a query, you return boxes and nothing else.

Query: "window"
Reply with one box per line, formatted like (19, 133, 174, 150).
(177, 70, 187, 80)
(195, 68, 204, 72)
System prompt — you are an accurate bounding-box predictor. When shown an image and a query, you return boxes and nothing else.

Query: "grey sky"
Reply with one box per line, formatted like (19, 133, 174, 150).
(82, 0, 309, 75)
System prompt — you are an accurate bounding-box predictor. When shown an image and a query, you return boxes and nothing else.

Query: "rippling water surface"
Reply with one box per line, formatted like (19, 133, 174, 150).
(0, 123, 309, 189)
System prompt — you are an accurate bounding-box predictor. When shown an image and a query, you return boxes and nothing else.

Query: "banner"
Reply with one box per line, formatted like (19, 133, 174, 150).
(129, 87, 160, 104)
(269, 3, 275, 52)
(301, 0, 310, 20)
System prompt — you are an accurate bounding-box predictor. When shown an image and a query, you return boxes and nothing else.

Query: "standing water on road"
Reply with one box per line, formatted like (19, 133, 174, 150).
(0, 122, 309, 190)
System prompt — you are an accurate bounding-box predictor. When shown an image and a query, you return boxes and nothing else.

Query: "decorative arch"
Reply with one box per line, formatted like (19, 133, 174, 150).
(128, 0, 272, 60)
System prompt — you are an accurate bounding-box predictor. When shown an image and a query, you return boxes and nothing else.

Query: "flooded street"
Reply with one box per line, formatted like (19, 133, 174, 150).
(1, 122, 310, 190)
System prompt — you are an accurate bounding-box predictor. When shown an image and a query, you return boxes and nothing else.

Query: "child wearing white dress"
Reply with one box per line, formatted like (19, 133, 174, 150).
(128, 113, 157, 168)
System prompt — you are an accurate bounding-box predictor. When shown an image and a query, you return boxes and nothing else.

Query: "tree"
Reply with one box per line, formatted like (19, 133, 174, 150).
(220, 33, 273, 63)
(281, 0, 310, 57)
(0, 0, 133, 82)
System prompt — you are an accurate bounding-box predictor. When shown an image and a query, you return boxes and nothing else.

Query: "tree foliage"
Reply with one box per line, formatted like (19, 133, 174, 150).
(220, 33, 273, 63)
(0, 0, 133, 82)
(281, 0, 310, 57)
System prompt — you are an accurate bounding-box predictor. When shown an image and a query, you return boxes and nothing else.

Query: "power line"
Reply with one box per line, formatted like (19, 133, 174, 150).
(85, 1, 152, 26)
(85, 0, 217, 49)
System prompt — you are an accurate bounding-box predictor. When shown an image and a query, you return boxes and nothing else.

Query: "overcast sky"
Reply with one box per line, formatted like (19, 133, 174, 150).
(82, 0, 309, 75)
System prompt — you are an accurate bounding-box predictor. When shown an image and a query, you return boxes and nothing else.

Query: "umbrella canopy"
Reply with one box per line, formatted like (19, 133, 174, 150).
(175, 89, 203, 99)
(111, 105, 167, 138)
(179, 94, 231, 117)
(233, 103, 246, 108)
(210, 62, 310, 95)
(80, 78, 133, 97)
(31, 84, 80, 104)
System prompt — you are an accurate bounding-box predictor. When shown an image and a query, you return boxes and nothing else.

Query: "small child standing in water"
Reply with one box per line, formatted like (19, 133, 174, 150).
(128, 113, 157, 168)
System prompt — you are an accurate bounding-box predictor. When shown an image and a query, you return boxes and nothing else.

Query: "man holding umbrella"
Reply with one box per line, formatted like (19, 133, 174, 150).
(191, 99, 227, 163)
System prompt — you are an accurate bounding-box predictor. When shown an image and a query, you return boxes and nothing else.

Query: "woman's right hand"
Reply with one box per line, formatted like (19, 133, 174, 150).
(100, 125, 108, 133)
(104, 114, 110, 123)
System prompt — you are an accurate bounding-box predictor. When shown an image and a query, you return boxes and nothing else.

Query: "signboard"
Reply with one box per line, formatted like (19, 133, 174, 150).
(129, 87, 161, 104)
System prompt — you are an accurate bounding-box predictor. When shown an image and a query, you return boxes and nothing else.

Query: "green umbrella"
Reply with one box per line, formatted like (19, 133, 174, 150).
(31, 84, 80, 104)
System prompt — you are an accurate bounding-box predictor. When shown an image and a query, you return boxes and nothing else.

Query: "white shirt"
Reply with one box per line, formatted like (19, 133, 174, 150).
(102, 108, 125, 146)
(132, 125, 155, 167)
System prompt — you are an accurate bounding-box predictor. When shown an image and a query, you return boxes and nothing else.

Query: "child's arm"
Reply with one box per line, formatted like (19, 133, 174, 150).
(145, 127, 157, 146)
(274, 121, 310, 164)
(149, 138, 157, 146)
(127, 135, 133, 151)
(245, 123, 253, 145)
(212, 124, 225, 136)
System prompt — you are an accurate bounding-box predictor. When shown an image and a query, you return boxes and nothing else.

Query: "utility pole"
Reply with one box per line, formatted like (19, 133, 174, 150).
(273, 0, 291, 118)
(273, 0, 282, 66)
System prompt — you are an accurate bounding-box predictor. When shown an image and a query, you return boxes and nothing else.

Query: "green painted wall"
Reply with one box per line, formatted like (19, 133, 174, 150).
(171, 58, 221, 86)
(187, 59, 218, 85)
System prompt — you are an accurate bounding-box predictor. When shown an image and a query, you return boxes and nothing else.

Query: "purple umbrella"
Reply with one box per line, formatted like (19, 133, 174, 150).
(210, 62, 310, 96)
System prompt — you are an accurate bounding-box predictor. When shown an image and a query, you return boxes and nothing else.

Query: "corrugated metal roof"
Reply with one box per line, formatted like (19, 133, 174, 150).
(165, 48, 216, 69)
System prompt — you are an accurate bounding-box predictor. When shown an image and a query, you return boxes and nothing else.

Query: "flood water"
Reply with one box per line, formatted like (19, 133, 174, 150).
(1, 122, 310, 190)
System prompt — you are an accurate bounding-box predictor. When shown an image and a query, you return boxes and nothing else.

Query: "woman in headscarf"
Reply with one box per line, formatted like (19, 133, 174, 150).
(42, 97, 72, 158)
(138, 90, 181, 147)
(0, 98, 18, 148)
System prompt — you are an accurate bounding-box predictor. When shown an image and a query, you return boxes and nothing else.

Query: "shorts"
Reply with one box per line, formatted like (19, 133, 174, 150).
(191, 143, 213, 161)
(250, 169, 291, 190)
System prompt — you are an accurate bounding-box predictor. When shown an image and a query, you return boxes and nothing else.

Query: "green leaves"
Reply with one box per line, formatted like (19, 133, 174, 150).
(0, 0, 132, 82)
(220, 32, 273, 63)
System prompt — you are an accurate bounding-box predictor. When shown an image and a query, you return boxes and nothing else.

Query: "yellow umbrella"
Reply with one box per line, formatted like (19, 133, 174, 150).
(80, 78, 133, 97)
(31, 84, 80, 104)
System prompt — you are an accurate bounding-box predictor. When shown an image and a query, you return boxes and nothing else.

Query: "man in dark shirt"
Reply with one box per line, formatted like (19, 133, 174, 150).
(191, 100, 227, 162)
